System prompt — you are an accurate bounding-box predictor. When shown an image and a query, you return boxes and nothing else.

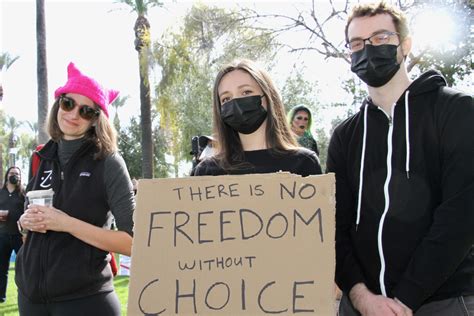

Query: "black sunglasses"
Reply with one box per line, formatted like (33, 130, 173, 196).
(59, 95, 100, 121)
(295, 116, 308, 121)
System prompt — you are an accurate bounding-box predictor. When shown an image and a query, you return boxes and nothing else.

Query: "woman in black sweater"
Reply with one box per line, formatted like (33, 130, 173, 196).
(0, 166, 24, 302)
(194, 59, 321, 176)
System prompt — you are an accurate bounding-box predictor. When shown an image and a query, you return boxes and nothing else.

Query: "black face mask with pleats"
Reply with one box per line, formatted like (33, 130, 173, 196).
(221, 95, 267, 134)
(351, 44, 401, 87)
(8, 175, 19, 185)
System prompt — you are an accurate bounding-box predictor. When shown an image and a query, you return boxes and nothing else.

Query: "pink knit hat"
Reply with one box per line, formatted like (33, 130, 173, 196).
(54, 62, 119, 118)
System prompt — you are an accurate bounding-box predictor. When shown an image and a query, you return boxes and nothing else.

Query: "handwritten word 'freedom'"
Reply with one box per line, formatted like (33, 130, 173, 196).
(147, 208, 323, 248)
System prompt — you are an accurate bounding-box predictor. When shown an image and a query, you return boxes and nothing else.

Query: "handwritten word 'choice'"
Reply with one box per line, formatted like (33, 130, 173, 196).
(138, 278, 316, 315)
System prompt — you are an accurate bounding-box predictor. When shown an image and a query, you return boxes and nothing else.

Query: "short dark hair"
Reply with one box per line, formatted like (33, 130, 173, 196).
(345, 1, 409, 43)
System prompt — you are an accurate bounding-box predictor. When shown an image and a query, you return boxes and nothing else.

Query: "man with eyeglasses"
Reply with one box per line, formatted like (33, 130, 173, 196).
(327, 2, 474, 316)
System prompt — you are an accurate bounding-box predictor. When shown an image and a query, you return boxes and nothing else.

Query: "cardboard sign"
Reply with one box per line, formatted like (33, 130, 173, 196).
(128, 173, 335, 315)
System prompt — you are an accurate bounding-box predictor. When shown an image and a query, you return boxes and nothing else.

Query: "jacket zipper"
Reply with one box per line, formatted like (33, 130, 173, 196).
(38, 236, 47, 302)
(42, 234, 50, 302)
(40, 165, 63, 302)
(377, 105, 395, 297)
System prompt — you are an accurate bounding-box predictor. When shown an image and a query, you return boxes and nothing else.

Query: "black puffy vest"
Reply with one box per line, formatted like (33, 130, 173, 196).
(15, 140, 113, 303)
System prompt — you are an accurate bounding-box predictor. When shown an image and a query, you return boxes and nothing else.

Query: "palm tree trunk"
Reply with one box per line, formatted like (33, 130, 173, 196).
(139, 52, 153, 178)
(36, 0, 49, 144)
(135, 15, 154, 178)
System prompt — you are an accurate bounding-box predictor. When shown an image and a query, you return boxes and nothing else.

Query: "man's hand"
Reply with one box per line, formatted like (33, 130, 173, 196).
(395, 298, 413, 316)
(349, 283, 407, 316)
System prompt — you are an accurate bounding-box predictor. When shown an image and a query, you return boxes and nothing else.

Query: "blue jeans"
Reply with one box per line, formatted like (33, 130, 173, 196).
(0, 233, 23, 301)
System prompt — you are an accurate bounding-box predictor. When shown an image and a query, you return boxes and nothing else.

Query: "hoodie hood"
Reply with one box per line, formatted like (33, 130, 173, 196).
(360, 70, 447, 111)
(406, 69, 447, 96)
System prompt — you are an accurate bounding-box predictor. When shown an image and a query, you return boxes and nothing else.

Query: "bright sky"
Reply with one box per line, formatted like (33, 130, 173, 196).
(1, 0, 352, 135)
(1, 0, 181, 128)
(2, 0, 469, 139)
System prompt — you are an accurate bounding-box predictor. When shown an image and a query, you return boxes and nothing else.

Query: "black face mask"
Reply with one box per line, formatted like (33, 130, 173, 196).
(8, 175, 19, 185)
(351, 44, 401, 87)
(221, 95, 267, 134)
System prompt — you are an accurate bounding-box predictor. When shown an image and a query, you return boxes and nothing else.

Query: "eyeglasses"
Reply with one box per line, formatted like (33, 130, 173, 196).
(295, 116, 308, 121)
(59, 95, 100, 121)
(345, 31, 399, 53)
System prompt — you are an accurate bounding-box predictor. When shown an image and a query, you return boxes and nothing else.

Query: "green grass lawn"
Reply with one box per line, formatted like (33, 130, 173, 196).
(0, 259, 130, 316)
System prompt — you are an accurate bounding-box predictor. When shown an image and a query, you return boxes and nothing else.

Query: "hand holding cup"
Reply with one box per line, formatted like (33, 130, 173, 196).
(0, 210, 8, 222)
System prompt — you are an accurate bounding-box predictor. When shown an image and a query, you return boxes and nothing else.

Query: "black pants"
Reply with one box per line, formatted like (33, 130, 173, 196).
(0, 233, 22, 301)
(18, 291, 122, 316)
(339, 293, 474, 316)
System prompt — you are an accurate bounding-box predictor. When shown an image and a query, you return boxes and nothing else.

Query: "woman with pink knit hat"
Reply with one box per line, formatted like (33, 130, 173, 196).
(15, 62, 134, 315)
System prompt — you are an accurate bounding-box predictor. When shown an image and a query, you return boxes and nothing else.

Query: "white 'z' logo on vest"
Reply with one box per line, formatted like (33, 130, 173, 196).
(40, 170, 53, 188)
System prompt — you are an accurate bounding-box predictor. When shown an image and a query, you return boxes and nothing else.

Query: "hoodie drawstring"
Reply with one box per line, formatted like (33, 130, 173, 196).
(355, 103, 368, 230)
(405, 90, 410, 179)
(356, 91, 412, 296)
(356, 91, 411, 229)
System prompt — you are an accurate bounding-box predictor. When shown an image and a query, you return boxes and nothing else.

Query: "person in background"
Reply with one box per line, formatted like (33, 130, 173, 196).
(131, 178, 138, 195)
(15, 62, 135, 315)
(194, 59, 321, 176)
(327, 2, 474, 315)
(189, 135, 215, 176)
(287, 105, 319, 156)
(0, 166, 24, 303)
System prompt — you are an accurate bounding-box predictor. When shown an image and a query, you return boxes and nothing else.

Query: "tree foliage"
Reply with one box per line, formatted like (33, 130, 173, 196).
(281, 68, 321, 115)
(0, 113, 35, 178)
(0, 52, 19, 71)
(118, 113, 170, 179)
(0, 52, 20, 103)
(328, 77, 368, 136)
(406, 0, 473, 86)
(315, 127, 329, 172)
(111, 95, 130, 131)
(118, 0, 162, 15)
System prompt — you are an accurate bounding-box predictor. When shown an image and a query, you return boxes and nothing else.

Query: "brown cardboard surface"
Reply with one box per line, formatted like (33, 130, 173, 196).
(128, 173, 335, 315)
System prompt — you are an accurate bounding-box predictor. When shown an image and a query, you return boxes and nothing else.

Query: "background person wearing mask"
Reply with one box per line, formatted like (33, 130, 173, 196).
(194, 59, 321, 176)
(287, 105, 319, 156)
(0, 166, 24, 303)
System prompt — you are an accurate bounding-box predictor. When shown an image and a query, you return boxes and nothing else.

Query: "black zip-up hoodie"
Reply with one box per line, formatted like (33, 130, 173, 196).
(15, 139, 113, 303)
(327, 70, 474, 311)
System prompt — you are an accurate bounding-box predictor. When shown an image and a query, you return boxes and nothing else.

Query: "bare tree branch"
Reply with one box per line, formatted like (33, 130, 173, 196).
(236, 1, 351, 64)
(407, 48, 428, 72)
